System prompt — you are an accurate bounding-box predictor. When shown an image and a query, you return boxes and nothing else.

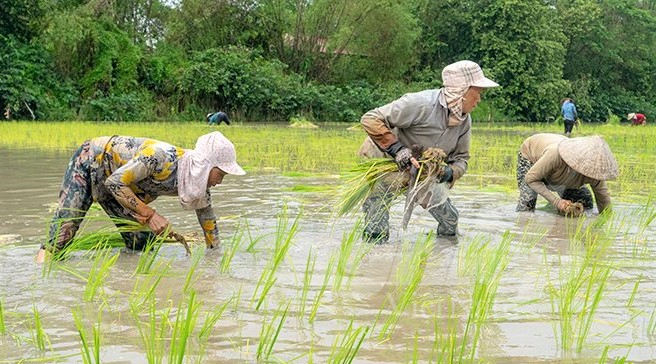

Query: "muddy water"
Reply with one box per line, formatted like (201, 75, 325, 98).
(1, 147, 655, 363)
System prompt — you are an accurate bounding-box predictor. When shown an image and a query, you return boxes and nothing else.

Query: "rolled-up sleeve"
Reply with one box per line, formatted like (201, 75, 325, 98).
(361, 94, 426, 151)
(525, 155, 562, 208)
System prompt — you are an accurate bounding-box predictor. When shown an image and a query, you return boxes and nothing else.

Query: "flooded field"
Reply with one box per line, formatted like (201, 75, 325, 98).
(0, 147, 655, 363)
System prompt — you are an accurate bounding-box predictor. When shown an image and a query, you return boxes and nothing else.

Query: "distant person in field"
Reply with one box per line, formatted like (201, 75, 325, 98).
(516, 133, 618, 215)
(357, 60, 499, 243)
(560, 98, 578, 137)
(207, 111, 231, 126)
(37, 132, 246, 263)
(627, 113, 646, 126)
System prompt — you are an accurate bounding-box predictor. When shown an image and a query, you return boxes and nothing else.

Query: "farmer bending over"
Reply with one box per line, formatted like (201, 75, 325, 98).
(207, 111, 231, 126)
(358, 60, 499, 243)
(37, 131, 246, 262)
(516, 133, 618, 214)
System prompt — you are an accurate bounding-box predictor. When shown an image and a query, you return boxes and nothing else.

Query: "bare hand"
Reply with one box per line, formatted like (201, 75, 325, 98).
(36, 249, 51, 263)
(557, 199, 572, 212)
(148, 212, 171, 235)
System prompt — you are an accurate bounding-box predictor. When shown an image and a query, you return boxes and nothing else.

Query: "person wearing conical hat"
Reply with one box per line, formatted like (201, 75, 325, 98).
(36, 131, 246, 262)
(516, 133, 618, 214)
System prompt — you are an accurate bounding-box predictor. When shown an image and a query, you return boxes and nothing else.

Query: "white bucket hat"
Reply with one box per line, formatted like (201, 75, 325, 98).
(558, 135, 619, 180)
(177, 131, 245, 210)
(442, 60, 499, 89)
(196, 131, 245, 175)
(627, 113, 636, 120)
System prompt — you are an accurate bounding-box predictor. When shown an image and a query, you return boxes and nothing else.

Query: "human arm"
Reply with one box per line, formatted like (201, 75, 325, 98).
(445, 122, 471, 184)
(524, 154, 568, 210)
(104, 152, 170, 234)
(195, 194, 220, 248)
(589, 180, 612, 213)
(360, 94, 427, 168)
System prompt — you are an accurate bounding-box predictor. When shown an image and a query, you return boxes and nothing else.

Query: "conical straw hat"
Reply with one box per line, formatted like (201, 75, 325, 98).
(558, 136, 619, 180)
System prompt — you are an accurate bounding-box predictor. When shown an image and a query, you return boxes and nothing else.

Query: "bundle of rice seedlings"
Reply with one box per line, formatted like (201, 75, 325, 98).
(334, 146, 448, 217)
(563, 202, 585, 217)
(334, 158, 399, 216)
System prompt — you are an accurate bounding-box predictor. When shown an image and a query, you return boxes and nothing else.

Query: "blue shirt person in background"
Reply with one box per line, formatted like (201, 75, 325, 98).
(560, 98, 578, 137)
(206, 111, 231, 126)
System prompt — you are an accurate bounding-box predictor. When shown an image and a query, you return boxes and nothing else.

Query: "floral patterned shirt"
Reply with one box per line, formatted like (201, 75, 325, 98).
(89, 136, 219, 246)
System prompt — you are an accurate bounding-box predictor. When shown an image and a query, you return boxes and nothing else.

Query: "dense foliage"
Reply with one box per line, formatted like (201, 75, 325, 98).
(1, 0, 655, 122)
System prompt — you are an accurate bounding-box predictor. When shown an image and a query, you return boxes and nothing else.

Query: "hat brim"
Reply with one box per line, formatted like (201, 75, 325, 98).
(471, 77, 499, 88)
(557, 137, 618, 180)
(218, 162, 246, 176)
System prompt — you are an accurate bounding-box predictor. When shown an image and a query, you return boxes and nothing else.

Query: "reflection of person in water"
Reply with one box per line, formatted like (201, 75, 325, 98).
(206, 111, 231, 126)
(37, 132, 246, 262)
(516, 133, 618, 215)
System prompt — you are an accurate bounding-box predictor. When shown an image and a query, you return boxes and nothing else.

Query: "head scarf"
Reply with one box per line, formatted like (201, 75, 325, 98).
(177, 132, 245, 210)
(441, 60, 499, 127)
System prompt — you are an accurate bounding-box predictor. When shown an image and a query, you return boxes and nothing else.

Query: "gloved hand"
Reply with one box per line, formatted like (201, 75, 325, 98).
(386, 141, 412, 171)
(438, 165, 454, 183)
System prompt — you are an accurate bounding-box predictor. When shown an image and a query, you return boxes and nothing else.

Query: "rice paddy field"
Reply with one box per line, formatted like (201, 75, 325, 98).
(0, 121, 655, 363)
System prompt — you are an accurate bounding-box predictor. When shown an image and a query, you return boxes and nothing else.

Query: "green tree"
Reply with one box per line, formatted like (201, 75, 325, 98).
(557, 0, 656, 121)
(473, 0, 568, 121)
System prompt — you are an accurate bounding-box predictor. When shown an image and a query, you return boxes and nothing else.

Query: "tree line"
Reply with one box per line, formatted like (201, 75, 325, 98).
(2, 0, 655, 122)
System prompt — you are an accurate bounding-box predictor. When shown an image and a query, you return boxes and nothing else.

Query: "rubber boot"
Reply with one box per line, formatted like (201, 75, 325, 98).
(362, 195, 390, 244)
(428, 198, 459, 237)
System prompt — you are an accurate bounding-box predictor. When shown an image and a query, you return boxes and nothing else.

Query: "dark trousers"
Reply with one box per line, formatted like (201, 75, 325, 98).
(564, 119, 576, 134)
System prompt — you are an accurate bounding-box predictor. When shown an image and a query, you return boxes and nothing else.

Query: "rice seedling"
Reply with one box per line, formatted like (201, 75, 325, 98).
(31, 304, 50, 351)
(457, 231, 513, 361)
(134, 234, 167, 275)
(71, 308, 101, 364)
(0, 299, 5, 335)
(131, 296, 169, 364)
(252, 204, 300, 310)
(169, 291, 201, 363)
(298, 249, 316, 321)
(3, 121, 656, 197)
(327, 318, 369, 364)
(646, 304, 656, 336)
(220, 220, 246, 273)
(182, 246, 204, 294)
(377, 232, 434, 340)
(544, 231, 614, 353)
(83, 245, 120, 302)
(196, 296, 234, 359)
(256, 300, 290, 361)
(626, 274, 642, 308)
(197, 296, 233, 341)
(309, 253, 337, 324)
(129, 262, 172, 311)
(333, 158, 400, 217)
(333, 219, 372, 292)
(429, 301, 460, 363)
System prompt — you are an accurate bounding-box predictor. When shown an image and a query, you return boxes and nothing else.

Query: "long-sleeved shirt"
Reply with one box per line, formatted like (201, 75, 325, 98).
(561, 101, 577, 121)
(360, 89, 471, 181)
(520, 133, 611, 212)
(88, 136, 219, 246)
